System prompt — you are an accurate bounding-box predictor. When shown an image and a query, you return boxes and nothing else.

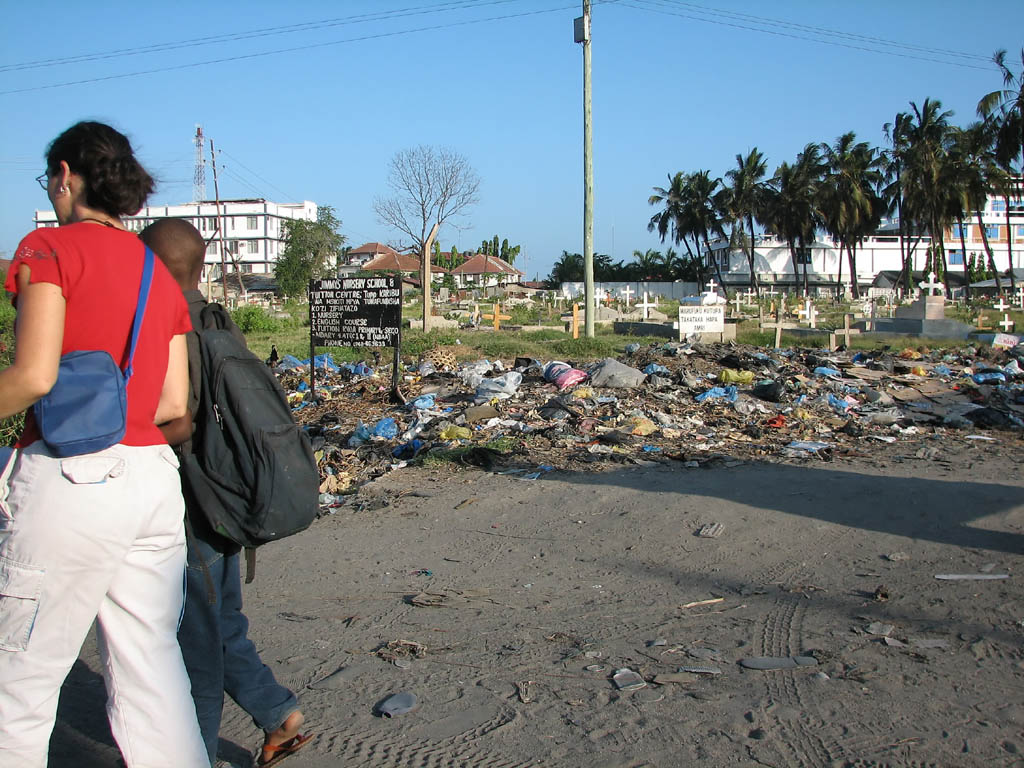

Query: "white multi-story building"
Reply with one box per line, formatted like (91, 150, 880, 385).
(34, 198, 318, 280)
(703, 187, 1024, 294)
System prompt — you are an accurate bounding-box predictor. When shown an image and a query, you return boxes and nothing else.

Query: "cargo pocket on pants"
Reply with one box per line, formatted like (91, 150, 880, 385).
(0, 556, 45, 652)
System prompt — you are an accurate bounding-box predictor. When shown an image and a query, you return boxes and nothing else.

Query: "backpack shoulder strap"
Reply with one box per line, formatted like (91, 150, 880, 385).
(197, 302, 232, 332)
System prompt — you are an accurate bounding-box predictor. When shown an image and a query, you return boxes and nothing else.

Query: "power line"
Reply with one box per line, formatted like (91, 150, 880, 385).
(609, 0, 995, 72)
(0, 0, 525, 74)
(219, 149, 297, 202)
(658, 0, 992, 63)
(0, 3, 575, 95)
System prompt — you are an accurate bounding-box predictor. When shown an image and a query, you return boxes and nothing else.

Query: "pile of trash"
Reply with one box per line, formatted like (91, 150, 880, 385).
(273, 341, 1024, 510)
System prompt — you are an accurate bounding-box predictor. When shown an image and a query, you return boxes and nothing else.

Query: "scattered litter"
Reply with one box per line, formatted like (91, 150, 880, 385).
(375, 692, 420, 718)
(934, 573, 1009, 580)
(678, 664, 722, 676)
(680, 598, 725, 609)
(865, 622, 895, 637)
(612, 668, 647, 691)
(696, 523, 725, 539)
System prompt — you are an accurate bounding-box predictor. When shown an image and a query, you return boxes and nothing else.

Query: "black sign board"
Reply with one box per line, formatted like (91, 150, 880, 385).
(308, 275, 402, 348)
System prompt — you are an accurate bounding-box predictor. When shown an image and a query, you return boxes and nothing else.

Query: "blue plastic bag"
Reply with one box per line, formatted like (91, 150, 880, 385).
(643, 363, 670, 375)
(392, 439, 424, 460)
(827, 393, 850, 414)
(695, 385, 738, 403)
(347, 420, 372, 447)
(408, 394, 436, 410)
(372, 417, 398, 439)
(814, 366, 842, 377)
(971, 372, 1006, 384)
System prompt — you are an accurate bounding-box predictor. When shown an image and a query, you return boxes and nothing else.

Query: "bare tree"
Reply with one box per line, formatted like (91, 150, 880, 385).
(374, 145, 480, 331)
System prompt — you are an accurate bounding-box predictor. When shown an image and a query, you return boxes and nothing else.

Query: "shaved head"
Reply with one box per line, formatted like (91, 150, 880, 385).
(140, 218, 206, 291)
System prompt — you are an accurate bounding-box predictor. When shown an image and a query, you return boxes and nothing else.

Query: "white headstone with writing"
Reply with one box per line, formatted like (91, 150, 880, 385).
(678, 305, 725, 337)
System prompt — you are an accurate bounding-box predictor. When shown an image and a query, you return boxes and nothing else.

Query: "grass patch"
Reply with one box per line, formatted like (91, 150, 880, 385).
(420, 435, 519, 467)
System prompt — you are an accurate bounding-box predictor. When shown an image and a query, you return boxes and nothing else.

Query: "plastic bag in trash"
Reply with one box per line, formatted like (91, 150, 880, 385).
(555, 367, 588, 390)
(695, 385, 738, 403)
(971, 371, 1006, 384)
(347, 420, 372, 447)
(624, 415, 657, 436)
(543, 361, 571, 382)
(308, 353, 340, 372)
(342, 361, 372, 376)
(718, 368, 755, 385)
(372, 417, 398, 439)
(418, 360, 437, 376)
(474, 371, 523, 403)
(589, 358, 647, 389)
(409, 393, 436, 410)
(439, 425, 472, 441)
(277, 354, 306, 371)
(643, 363, 670, 375)
(391, 439, 424, 460)
(625, 343, 641, 355)
(813, 366, 842, 377)
(751, 380, 785, 402)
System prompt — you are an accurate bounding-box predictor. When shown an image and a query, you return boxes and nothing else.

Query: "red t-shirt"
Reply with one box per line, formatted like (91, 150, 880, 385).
(5, 223, 192, 448)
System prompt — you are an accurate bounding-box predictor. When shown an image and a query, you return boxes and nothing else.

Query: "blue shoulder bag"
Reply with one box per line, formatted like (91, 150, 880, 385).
(34, 246, 155, 458)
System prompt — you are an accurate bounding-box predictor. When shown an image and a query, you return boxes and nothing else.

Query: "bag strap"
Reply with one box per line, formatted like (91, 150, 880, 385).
(123, 246, 155, 381)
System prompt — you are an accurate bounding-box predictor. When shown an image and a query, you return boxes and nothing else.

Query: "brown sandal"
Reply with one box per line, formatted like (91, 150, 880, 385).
(256, 733, 314, 767)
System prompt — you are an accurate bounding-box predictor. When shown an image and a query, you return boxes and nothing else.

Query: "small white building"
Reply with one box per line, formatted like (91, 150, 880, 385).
(34, 198, 318, 280)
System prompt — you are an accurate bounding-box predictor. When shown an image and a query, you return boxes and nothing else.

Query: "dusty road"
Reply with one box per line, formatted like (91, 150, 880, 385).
(55, 439, 1023, 767)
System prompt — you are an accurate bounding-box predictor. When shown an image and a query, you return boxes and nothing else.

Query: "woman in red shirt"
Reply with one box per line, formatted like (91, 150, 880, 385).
(0, 122, 208, 768)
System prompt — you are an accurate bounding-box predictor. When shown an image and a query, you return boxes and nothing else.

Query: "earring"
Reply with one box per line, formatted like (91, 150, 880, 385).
(59, 185, 69, 195)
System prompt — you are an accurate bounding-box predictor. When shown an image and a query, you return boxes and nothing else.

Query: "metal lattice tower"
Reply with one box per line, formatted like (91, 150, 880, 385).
(193, 124, 206, 202)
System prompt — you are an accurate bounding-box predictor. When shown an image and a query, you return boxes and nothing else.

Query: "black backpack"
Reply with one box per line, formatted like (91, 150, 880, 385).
(181, 303, 319, 557)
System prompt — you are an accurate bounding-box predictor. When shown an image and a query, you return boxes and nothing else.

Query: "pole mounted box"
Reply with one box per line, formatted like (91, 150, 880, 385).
(573, 15, 589, 44)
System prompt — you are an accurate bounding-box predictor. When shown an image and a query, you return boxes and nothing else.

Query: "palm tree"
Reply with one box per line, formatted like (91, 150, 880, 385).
(630, 248, 662, 280)
(686, 170, 728, 290)
(978, 48, 1024, 175)
(819, 132, 884, 299)
(724, 149, 768, 297)
(763, 144, 823, 296)
(546, 250, 584, 286)
(952, 122, 1004, 294)
(883, 111, 917, 294)
(978, 49, 1023, 292)
(648, 172, 717, 289)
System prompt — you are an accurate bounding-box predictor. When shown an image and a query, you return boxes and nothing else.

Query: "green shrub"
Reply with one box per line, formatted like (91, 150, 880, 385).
(401, 328, 459, 358)
(231, 305, 279, 334)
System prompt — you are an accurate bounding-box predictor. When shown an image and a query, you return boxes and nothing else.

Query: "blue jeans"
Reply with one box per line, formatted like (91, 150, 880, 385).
(177, 528, 297, 763)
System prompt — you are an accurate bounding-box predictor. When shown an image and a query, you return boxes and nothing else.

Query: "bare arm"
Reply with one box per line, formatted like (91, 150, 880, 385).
(0, 265, 65, 420)
(153, 334, 188, 424)
(158, 408, 193, 447)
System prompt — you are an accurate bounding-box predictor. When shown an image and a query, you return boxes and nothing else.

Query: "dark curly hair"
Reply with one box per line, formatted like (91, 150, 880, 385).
(46, 121, 155, 217)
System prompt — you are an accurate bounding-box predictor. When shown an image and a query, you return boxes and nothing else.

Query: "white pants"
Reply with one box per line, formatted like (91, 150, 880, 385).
(0, 443, 209, 768)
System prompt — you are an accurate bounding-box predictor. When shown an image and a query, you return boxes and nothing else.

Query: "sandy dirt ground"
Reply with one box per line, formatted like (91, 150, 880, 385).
(52, 437, 1023, 768)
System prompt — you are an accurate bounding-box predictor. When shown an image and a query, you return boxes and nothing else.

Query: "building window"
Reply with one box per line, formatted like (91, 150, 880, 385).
(247, 216, 258, 230)
(985, 225, 1000, 240)
(206, 217, 217, 231)
(991, 200, 1006, 212)
(206, 242, 217, 254)
(948, 250, 964, 265)
(796, 247, 812, 265)
(247, 240, 259, 254)
(1017, 225, 1024, 238)
(952, 223, 968, 239)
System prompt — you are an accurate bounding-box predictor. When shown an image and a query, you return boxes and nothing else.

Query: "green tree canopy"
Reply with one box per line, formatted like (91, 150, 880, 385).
(274, 205, 345, 298)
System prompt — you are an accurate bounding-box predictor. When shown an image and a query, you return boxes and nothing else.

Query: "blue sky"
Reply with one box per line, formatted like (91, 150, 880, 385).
(2, 0, 1021, 281)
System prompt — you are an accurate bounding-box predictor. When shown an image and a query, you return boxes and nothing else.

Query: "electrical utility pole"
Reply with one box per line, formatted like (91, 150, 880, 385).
(575, 1, 595, 337)
(209, 139, 230, 304)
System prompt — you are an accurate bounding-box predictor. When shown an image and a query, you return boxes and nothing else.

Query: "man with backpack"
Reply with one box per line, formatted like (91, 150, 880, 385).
(142, 219, 313, 767)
